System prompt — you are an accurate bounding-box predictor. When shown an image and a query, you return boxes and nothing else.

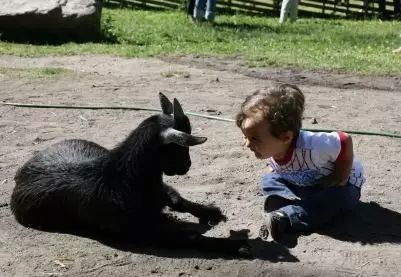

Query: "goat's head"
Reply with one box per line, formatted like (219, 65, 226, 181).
(158, 93, 207, 176)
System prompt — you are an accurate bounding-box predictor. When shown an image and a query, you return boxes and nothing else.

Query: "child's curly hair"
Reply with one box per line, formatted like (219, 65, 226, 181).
(236, 83, 305, 138)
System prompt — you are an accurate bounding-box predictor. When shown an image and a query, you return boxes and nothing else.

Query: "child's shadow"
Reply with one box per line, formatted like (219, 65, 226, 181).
(317, 201, 401, 244)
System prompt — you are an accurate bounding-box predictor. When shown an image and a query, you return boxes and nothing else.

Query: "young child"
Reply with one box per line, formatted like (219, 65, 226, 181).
(236, 83, 365, 242)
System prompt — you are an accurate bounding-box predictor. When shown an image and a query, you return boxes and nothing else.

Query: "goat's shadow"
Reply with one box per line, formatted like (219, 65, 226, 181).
(316, 201, 401, 244)
(57, 221, 298, 262)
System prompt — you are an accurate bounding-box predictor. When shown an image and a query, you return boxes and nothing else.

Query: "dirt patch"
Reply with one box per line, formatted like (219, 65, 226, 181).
(0, 55, 400, 277)
(163, 55, 401, 92)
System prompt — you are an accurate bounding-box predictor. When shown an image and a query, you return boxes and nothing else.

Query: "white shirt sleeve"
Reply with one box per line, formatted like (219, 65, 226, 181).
(308, 132, 341, 162)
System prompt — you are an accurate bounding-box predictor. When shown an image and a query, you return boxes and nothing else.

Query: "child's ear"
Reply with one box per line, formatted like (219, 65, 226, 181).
(280, 131, 294, 145)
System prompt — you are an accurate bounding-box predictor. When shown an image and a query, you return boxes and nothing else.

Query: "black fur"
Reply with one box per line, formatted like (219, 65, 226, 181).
(10, 97, 236, 253)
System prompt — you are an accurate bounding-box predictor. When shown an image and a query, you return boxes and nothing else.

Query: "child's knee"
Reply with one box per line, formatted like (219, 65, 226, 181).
(261, 173, 281, 186)
(343, 186, 361, 211)
(260, 174, 281, 194)
(264, 195, 296, 212)
(260, 174, 299, 202)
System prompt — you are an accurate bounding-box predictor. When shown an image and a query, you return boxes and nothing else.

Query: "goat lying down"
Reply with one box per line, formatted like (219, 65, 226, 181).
(11, 93, 245, 253)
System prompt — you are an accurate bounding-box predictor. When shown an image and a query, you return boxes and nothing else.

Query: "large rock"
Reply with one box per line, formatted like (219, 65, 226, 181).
(0, 0, 102, 41)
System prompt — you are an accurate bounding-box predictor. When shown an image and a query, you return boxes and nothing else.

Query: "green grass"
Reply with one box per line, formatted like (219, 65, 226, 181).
(0, 8, 400, 75)
(0, 67, 73, 78)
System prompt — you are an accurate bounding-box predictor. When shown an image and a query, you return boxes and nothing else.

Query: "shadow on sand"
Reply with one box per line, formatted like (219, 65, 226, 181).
(261, 201, 401, 249)
(318, 201, 401, 244)
(45, 220, 299, 263)
(78, 225, 298, 262)
(8, 202, 398, 261)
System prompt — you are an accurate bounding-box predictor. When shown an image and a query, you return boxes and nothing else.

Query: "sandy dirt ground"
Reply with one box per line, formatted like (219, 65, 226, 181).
(0, 55, 400, 277)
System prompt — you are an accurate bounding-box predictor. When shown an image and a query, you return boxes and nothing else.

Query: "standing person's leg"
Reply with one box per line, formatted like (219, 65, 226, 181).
(205, 0, 217, 22)
(279, 183, 361, 232)
(378, 0, 388, 19)
(187, 0, 196, 17)
(394, 0, 401, 16)
(279, 0, 291, 23)
(289, 0, 300, 22)
(193, 0, 207, 20)
(279, 0, 293, 23)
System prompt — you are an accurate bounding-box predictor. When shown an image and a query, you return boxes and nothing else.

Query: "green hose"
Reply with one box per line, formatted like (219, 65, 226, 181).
(2, 102, 401, 138)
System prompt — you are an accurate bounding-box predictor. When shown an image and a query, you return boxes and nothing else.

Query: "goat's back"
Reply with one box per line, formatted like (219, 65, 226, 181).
(11, 139, 108, 229)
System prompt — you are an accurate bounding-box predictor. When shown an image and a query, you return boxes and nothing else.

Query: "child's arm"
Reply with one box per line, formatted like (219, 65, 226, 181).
(332, 132, 354, 186)
(314, 132, 354, 188)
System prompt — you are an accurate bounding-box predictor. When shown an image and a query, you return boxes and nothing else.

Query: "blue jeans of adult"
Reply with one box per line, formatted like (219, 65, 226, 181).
(261, 173, 361, 232)
(193, 0, 217, 21)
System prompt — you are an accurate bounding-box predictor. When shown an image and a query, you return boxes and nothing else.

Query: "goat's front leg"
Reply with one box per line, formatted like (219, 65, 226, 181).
(164, 183, 227, 225)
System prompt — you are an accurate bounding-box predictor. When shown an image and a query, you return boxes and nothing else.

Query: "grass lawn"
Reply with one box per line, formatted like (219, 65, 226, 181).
(0, 8, 400, 75)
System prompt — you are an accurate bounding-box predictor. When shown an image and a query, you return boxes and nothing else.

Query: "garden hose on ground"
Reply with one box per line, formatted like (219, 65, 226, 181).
(2, 102, 401, 139)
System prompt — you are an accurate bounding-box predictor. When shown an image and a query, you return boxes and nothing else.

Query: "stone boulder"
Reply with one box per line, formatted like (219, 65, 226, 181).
(0, 0, 102, 41)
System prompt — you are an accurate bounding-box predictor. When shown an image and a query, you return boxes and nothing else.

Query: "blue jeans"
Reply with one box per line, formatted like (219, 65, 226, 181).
(261, 173, 361, 231)
(193, 0, 217, 21)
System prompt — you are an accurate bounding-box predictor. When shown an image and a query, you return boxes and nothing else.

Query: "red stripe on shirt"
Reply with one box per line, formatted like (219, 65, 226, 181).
(336, 131, 347, 162)
(275, 136, 297, 166)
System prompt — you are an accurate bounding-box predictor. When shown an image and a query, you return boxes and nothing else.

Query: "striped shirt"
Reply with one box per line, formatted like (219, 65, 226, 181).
(268, 130, 365, 188)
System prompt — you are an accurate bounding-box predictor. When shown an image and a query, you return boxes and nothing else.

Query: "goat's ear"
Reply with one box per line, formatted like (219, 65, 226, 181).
(173, 98, 185, 120)
(161, 128, 207, 146)
(159, 92, 173, 114)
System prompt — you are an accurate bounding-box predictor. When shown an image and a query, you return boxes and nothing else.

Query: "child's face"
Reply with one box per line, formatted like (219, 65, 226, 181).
(241, 115, 293, 160)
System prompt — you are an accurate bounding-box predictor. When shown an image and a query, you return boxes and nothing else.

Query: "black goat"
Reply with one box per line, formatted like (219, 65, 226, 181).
(11, 93, 244, 253)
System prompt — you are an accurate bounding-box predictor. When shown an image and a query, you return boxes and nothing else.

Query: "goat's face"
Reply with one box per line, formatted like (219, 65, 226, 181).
(159, 93, 207, 176)
(161, 142, 191, 176)
(161, 116, 192, 176)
